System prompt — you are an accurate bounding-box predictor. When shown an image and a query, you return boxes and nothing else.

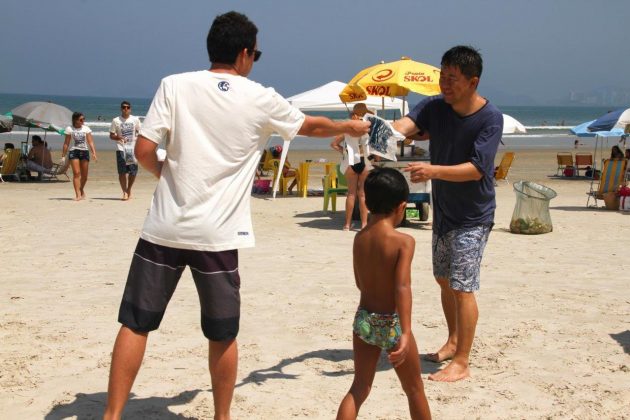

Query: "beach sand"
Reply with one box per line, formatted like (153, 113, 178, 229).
(1, 149, 629, 419)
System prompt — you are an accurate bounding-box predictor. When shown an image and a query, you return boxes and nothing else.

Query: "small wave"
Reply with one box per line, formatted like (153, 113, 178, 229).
(525, 126, 571, 130)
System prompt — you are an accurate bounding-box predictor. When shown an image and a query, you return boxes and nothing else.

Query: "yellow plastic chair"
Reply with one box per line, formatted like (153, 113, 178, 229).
(271, 159, 299, 196)
(556, 152, 573, 176)
(322, 164, 348, 212)
(0, 148, 22, 182)
(257, 149, 276, 178)
(574, 153, 593, 177)
(494, 152, 515, 184)
(586, 158, 628, 207)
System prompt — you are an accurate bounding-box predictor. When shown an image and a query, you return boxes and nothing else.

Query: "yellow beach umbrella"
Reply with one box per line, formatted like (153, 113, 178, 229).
(339, 57, 441, 114)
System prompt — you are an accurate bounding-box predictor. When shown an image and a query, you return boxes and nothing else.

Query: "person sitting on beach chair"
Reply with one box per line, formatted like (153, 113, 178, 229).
(25, 135, 54, 180)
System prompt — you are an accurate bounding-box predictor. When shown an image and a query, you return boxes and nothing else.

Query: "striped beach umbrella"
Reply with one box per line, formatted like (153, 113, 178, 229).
(10, 101, 73, 135)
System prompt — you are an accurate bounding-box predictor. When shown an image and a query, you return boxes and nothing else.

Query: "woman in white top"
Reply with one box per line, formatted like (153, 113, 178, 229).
(330, 103, 373, 230)
(62, 112, 98, 201)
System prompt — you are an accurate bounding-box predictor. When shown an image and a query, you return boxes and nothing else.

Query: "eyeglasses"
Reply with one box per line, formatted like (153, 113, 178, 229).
(121, 105, 131, 109)
(78, 118, 85, 122)
(253, 49, 262, 62)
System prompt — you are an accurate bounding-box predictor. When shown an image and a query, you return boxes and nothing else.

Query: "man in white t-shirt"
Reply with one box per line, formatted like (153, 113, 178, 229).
(109, 101, 141, 200)
(103, 11, 370, 420)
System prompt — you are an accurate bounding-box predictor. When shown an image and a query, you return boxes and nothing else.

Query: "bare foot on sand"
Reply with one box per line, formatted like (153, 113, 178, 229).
(428, 360, 470, 382)
(122, 192, 129, 201)
(423, 343, 456, 363)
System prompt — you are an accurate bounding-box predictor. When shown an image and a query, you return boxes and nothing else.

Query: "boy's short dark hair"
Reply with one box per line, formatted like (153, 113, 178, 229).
(207, 11, 258, 64)
(364, 167, 409, 214)
(441, 45, 483, 79)
(120, 100, 131, 108)
(32, 135, 42, 143)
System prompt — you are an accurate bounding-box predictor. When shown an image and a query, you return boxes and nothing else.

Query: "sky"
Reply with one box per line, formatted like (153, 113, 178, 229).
(1, 0, 629, 106)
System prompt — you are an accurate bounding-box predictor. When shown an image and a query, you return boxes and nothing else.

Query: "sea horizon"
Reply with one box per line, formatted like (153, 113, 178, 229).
(2, 92, 625, 152)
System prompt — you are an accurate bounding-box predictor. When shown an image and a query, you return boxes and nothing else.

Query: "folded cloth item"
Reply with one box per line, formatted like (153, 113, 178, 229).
(363, 115, 404, 161)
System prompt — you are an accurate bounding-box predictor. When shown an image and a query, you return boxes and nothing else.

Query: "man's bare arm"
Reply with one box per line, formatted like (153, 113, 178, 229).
(405, 161, 483, 183)
(298, 115, 369, 138)
(135, 136, 162, 178)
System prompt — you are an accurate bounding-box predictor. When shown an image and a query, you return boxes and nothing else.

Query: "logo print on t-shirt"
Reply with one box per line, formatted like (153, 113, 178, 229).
(73, 131, 86, 147)
(121, 121, 134, 141)
(218, 81, 230, 92)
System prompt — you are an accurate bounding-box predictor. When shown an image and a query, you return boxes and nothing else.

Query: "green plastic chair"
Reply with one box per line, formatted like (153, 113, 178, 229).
(323, 164, 348, 212)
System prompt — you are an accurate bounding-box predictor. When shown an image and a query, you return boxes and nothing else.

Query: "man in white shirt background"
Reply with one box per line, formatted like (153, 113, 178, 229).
(109, 101, 141, 200)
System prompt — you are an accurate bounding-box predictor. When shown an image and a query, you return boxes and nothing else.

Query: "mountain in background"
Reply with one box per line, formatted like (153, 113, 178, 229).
(562, 86, 630, 107)
(409, 85, 630, 108)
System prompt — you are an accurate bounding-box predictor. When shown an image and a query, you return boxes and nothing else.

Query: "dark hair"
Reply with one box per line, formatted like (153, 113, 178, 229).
(120, 100, 131, 108)
(441, 45, 483, 79)
(611, 145, 624, 159)
(32, 135, 42, 143)
(364, 167, 409, 215)
(207, 11, 258, 64)
(72, 112, 84, 124)
(4, 142, 15, 149)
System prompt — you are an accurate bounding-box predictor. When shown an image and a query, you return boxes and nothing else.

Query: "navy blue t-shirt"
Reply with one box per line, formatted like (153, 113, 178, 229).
(407, 95, 503, 235)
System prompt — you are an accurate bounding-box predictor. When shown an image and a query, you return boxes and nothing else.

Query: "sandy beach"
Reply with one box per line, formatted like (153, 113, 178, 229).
(1, 148, 629, 419)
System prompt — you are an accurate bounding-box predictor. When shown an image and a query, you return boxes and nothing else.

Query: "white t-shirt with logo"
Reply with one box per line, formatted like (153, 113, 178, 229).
(139, 70, 305, 251)
(65, 125, 92, 151)
(109, 115, 141, 152)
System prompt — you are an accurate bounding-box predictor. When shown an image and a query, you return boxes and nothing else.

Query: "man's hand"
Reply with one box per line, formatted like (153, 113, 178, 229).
(388, 334, 410, 367)
(404, 162, 435, 183)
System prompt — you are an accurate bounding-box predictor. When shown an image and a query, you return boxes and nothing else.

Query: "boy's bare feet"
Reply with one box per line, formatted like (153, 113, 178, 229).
(423, 342, 456, 363)
(122, 192, 129, 201)
(428, 360, 470, 382)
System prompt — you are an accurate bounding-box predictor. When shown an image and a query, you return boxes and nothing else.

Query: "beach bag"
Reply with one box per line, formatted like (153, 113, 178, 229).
(618, 186, 630, 212)
(123, 142, 137, 165)
(563, 166, 575, 177)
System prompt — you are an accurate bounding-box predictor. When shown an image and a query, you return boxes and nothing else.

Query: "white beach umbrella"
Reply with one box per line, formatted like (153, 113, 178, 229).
(502, 114, 527, 134)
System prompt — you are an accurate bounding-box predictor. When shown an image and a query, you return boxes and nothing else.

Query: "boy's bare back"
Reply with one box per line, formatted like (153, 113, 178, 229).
(353, 221, 415, 314)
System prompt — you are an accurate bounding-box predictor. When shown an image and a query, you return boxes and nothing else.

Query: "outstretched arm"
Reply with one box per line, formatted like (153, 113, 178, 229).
(388, 235, 416, 367)
(298, 115, 369, 138)
(404, 161, 483, 183)
(392, 117, 421, 138)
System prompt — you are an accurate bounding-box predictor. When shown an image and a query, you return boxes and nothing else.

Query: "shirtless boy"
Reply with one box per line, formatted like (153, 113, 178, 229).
(336, 167, 431, 420)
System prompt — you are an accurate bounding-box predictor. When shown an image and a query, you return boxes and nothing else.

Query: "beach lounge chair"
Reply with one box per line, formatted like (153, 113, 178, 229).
(43, 157, 71, 181)
(574, 153, 593, 177)
(322, 164, 348, 212)
(556, 153, 574, 176)
(494, 152, 515, 184)
(271, 159, 299, 196)
(586, 158, 628, 207)
(0, 148, 22, 182)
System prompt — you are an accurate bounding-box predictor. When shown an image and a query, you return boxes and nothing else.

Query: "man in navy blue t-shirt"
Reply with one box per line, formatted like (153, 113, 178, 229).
(393, 45, 503, 382)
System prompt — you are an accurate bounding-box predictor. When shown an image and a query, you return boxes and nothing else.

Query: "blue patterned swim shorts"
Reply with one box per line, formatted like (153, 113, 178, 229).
(432, 224, 492, 292)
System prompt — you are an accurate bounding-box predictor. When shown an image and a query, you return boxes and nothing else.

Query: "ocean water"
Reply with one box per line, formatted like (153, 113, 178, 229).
(0, 92, 621, 151)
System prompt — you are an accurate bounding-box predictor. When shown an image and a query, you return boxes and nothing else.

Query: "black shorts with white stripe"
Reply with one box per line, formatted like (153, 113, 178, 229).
(118, 238, 240, 341)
